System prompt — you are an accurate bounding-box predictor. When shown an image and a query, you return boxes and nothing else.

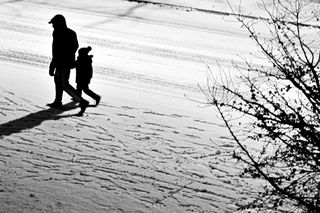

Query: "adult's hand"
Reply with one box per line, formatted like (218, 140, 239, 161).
(49, 62, 55, 76)
(49, 67, 54, 76)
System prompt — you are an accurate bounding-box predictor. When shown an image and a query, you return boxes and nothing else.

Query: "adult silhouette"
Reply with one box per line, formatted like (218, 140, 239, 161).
(48, 14, 89, 115)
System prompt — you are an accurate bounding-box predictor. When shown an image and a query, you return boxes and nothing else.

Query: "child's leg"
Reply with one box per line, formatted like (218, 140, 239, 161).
(76, 84, 82, 96)
(83, 84, 101, 105)
(83, 84, 99, 100)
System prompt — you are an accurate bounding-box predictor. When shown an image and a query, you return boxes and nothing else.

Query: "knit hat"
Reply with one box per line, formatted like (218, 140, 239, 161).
(78, 46, 92, 56)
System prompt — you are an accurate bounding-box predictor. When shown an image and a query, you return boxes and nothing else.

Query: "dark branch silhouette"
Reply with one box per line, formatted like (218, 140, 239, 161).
(203, 0, 320, 212)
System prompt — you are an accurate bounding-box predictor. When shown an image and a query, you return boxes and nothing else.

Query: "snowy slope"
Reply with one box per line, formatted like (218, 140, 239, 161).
(0, 0, 269, 212)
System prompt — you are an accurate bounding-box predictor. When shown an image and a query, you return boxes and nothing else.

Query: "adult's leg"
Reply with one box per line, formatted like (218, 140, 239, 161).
(55, 82, 63, 103)
(58, 68, 81, 102)
(64, 84, 82, 102)
(76, 84, 82, 97)
(58, 67, 89, 114)
(47, 71, 63, 107)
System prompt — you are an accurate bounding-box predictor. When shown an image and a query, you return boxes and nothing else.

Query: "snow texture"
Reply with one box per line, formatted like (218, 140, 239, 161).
(0, 0, 279, 212)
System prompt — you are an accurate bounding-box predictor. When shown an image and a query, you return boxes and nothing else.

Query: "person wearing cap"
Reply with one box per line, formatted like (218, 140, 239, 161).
(47, 14, 89, 115)
(75, 46, 101, 106)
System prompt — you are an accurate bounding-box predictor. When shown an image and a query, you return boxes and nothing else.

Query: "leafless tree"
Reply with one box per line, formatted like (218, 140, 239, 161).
(203, 0, 320, 212)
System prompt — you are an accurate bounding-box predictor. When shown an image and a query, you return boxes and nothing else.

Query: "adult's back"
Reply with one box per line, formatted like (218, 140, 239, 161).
(50, 15, 78, 69)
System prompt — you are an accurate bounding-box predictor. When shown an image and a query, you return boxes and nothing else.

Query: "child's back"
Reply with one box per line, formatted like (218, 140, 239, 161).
(76, 46, 93, 85)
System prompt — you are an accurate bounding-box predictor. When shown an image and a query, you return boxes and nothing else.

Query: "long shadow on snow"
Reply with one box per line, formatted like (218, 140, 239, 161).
(0, 101, 79, 137)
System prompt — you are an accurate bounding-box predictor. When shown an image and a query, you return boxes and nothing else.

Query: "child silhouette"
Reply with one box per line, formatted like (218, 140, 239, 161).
(75, 46, 101, 106)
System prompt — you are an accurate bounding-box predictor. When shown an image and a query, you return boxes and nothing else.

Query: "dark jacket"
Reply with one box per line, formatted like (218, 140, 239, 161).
(51, 27, 79, 69)
(75, 55, 93, 85)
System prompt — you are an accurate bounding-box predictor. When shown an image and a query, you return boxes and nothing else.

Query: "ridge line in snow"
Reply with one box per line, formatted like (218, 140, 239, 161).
(126, 0, 320, 29)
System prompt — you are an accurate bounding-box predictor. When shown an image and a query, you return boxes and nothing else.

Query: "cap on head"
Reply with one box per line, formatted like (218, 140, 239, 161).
(78, 46, 92, 56)
(48, 14, 66, 26)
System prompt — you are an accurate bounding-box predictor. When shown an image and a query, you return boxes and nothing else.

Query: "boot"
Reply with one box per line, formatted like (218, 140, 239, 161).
(47, 101, 62, 109)
(95, 96, 101, 106)
(78, 100, 89, 116)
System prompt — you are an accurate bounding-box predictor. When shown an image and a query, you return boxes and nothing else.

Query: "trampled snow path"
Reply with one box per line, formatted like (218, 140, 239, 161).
(0, 0, 262, 212)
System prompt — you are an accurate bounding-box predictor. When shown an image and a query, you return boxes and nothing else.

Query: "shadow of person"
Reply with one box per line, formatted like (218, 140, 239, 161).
(0, 101, 79, 137)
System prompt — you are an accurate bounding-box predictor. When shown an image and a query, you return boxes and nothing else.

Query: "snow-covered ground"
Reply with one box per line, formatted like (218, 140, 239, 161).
(0, 0, 279, 212)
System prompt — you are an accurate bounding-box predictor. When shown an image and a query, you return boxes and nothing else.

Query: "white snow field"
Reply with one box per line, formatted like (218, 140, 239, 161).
(0, 0, 278, 212)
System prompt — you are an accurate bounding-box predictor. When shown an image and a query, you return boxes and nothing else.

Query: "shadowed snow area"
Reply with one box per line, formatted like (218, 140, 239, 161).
(0, 0, 270, 212)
